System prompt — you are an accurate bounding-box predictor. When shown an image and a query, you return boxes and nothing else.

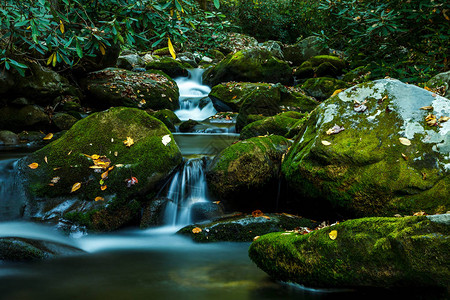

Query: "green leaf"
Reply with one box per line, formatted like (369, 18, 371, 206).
(213, 0, 220, 9)
(76, 41, 83, 58)
(8, 59, 27, 69)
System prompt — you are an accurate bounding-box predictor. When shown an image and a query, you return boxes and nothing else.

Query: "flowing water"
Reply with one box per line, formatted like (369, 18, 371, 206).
(0, 70, 437, 300)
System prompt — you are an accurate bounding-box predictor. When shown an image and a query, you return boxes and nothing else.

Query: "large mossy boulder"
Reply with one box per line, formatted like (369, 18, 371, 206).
(18, 107, 182, 231)
(300, 77, 350, 101)
(282, 79, 450, 217)
(206, 135, 290, 211)
(83, 68, 179, 110)
(295, 55, 347, 79)
(249, 215, 450, 290)
(147, 109, 180, 132)
(216, 32, 259, 55)
(240, 111, 307, 140)
(145, 57, 190, 78)
(235, 84, 318, 131)
(179, 213, 318, 242)
(203, 48, 293, 86)
(283, 36, 329, 66)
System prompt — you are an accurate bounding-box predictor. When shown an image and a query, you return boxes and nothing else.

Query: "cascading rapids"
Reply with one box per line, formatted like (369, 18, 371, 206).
(174, 68, 217, 121)
(163, 158, 209, 226)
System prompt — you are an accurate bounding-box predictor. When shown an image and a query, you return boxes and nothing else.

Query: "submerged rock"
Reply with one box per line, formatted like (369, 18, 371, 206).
(283, 79, 450, 217)
(18, 107, 182, 231)
(83, 68, 179, 110)
(206, 135, 290, 211)
(249, 215, 450, 289)
(203, 48, 293, 86)
(179, 213, 317, 242)
(0, 237, 84, 262)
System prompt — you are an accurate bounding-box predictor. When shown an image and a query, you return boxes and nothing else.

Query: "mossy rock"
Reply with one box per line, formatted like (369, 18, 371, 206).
(0, 130, 19, 145)
(282, 79, 450, 217)
(203, 48, 293, 86)
(0, 60, 76, 105)
(117, 54, 144, 70)
(206, 135, 291, 211)
(152, 47, 170, 56)
(216, 32, 259, 55)
(342, 66, 371, 84)
(235, 84, 318, 131)
(83, 68, 179, 110)
(52, 113, 78, 131)
(148, 109, 180, 132)
(308, 55, 346, 73)
(18, 107, 182, 231)
(293, 66, 315, 80)
(240, 111, 307, 140)
(179, 119, 199, 132)
(0, 237, 85, 262)
(0, 105, 49, 132)
(178, 213, 318, 243)
(300, 77, 350, 100)
(145, 57, 190, 78)
(282, 36, 329, 66)
(249, 215, 450, 290)
(426, 70, 450, 98)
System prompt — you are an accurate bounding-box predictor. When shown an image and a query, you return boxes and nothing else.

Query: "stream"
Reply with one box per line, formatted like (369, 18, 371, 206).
(0, 70, 434, 300)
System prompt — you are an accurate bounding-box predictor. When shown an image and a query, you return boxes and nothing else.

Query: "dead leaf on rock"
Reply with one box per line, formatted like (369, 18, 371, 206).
(71, 182, 81, 193)
(425, 114, 437, 126)
(28, 163, 39, 169)
(261, 215, 271, 220)
(95, 196, 104, 201)
(329, 230, 338, 240)
(253, 236, 260, 241)
(399, 137, 411, 146)
(252, 210, 264, 217)
(401, 153, 408, 160)
(192, 227, 202, 234)
(43, 133, 53, 140)
(100, 185, 107, 191)
(44, 156, 48, 164)
(123, 136, 134, 147)
(326, 124, 345, 135)
(321, 140, 332, 146)
(50, 177, 60, 184)
(420, 106, 433, 110)
(438, 116, 449, 122)
(413, 211, 427, 216)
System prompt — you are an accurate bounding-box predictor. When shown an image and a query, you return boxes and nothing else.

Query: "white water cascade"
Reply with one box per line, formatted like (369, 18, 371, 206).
(174, 68, 216, 121)
(163, 158, 209, 226)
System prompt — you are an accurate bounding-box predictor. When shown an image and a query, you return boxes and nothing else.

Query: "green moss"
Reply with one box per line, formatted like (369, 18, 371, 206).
(178, 213, 318, 243)
(249, 216, 450, 289)
(203, 48, 293, 86)
(145, 57, 190, 78)
(300, 77, 350, 100)
(148, 109, 180, 131)
(152, 47, 170, 56)
(240, 112, 307, 140)
(20, 107, 182, 202)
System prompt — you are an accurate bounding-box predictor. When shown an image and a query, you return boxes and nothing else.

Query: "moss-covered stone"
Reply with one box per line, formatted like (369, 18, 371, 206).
(293, 67, 315, 80)
(18, 107, 182, 231)
(0, 130, 19, 145)
(206, 135, 290, 211)
(179, 119, 199, 132)
(178, 213, 318, 242)
(342, 66, 371, 84)
(83, 68, 179, 110)
(282, 79, 450, 217)
(216, 32, 259, 55)
(0, 105, 49, 131)
(249, 215, 450, 290)
(240, 112, 307, 140)
(152, 47, 170, 56)
(145, 57, 190, 78)
(203, 48, 293, 86)
(148, 109, 180, 132)
(0, 237, 85, 261)
(52, 113, 78, 131)
(235, 84, 318, 131)
(282, 36, 329, 66)
(300, 77, 350, 100)
(426, 70, 450, 98)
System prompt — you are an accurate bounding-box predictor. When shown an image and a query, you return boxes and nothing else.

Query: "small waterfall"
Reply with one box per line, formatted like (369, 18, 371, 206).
(0, 159, 26, 221)
(163, 158, 209, 226)
(174, 69, 217, 121)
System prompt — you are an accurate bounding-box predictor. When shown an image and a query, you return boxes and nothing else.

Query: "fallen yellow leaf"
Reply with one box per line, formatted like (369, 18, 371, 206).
(28, 163, 39, 169)
(43, 133, 53, 140)
(420, 106, 433, 110)
(329, 230, 338, 240)
(399, 137, 411, 146)
(100, 185, 107, 191)
(330, 89, 343, 97)
(123, 136, 134, 147)
(438, 116, 449, 122)
(192, 227, 202, 234)
(95, 196, 104, 201)
(44, 156, 48, 164)
(321, 140, 332, 146)
(252, 210, 264, 217)
(71, 182, 81, 193)
(101, 171, 109, 179)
